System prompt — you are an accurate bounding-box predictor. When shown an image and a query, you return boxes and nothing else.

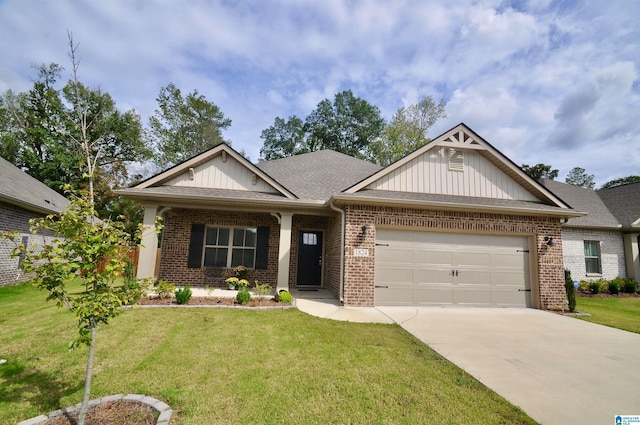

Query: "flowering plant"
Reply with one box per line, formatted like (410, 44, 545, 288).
(236, 279, 250, 290)
(233, 265, 248, 279)
(225, 277, 239, 289)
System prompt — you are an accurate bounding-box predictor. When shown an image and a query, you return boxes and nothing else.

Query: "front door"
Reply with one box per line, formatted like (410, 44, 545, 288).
(297, 231, 323, 286)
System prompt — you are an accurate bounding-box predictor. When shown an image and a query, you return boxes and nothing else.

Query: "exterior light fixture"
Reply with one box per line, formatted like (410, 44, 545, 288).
(544, 236, 555, 246)
(361, 225, 368, 236)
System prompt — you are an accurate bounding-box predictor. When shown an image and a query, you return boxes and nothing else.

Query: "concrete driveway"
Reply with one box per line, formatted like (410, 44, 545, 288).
(295, 294, 640, 424)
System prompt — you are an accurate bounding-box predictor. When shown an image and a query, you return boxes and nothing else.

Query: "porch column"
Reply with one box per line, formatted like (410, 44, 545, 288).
(276, 213, 294, 292)
(624, 233, 640, 280)
(137, 204, 159, 279)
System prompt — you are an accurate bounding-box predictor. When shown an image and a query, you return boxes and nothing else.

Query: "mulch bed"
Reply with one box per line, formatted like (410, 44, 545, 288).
(138, 295, 287, 307)
(44, 400, 157, 425)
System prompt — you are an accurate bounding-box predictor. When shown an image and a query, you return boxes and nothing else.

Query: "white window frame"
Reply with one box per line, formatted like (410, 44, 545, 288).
(584, 240, 602, 275)
(203, 226, 257, 269)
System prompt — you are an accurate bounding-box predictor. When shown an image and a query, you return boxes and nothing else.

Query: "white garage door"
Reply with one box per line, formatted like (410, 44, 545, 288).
(375, 229, 532, 307)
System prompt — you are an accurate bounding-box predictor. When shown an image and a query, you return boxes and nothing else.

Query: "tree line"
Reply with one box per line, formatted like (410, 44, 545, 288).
(521, 163, 639, 189)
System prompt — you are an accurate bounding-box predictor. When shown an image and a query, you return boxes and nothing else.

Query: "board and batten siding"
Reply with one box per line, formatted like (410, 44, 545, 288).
(366, 147, 539, 201)
(165, 155, 277, 192)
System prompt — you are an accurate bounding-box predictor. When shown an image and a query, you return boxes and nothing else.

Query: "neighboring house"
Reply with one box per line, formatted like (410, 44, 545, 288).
(117, 123, 583, 310)
(0, 156, 69, 286)
(540, 179, 640, 282)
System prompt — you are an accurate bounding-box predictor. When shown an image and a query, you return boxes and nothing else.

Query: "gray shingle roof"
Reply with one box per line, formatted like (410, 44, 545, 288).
(339, 189, 575, 214)
(0, 156, 69, 214)
(257, 150, 382, 201)
(597, 182, 640, 228)
(539, 179, 620, 228)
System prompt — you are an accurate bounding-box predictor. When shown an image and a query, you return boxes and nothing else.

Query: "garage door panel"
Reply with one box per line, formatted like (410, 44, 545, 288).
(453, 286, 492, 305)
(491, 289, 528, 307)
(413, 249, 452, 265)
(375, 230, 532, 308)
(414, 286, 454, 305)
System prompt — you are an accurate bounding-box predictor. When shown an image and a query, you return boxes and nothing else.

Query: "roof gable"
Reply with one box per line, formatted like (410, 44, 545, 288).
(344, 123, 570, 208)
(135, 144, 296, 198)
(0, 156, 69, 214)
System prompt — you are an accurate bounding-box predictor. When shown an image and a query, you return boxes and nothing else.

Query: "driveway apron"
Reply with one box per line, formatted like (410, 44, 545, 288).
(377, 307, 640, 425)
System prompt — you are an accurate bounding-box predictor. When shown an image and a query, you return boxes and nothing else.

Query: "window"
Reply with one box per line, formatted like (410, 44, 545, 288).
(203, 226, 256, 268)
(584, 241, 602, 274)
(302, 232, 317, 245)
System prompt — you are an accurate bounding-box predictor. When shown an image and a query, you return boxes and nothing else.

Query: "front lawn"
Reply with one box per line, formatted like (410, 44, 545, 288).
(0, 283, 537, 424)
(575, 296, 640, 334)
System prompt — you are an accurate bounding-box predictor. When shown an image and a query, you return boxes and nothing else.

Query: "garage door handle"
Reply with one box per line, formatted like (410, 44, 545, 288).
(376, 243, 389, 246)
(375, 285, 389, 289)
(518, 289, 532, 292)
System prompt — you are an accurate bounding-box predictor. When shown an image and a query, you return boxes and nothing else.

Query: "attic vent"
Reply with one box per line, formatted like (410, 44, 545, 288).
(448, 148, 464, 171)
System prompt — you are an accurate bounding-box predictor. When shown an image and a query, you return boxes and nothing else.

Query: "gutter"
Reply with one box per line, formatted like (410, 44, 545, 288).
(329, 199, 345, 306)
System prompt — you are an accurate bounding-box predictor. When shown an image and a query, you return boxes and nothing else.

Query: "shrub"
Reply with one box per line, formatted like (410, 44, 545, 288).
(608, 277, 623, 295)
(175, 286, 192, 304)
(155, 280, 176, 299)
(277, 290, 292, 304)
(124, 278, 150, 304)
(254, 280, 273, 296)
(589, 281, 601, 295)
(564, 269, 576, 312)
(236, 289, 251, 304)
(124, 259, 136, 285)
(623, 278, 639, 294)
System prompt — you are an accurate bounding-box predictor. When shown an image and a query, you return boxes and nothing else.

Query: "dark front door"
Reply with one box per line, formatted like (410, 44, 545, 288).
(297, 231, 323, 286)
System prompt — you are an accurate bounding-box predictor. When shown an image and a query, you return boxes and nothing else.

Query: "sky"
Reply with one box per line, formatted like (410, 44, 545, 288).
(0, 0, 638, 187)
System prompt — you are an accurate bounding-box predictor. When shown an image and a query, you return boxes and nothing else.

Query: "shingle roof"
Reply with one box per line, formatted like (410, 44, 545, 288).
(539, 179, 620, 228)
(257, 150, 382, 201)
(337, 189, 576, 215)
(0, 156, 69, 214)
(597, 182, 640, 228)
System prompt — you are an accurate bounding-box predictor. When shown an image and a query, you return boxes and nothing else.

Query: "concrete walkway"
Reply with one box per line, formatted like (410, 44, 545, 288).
(294, 291, 640, 425)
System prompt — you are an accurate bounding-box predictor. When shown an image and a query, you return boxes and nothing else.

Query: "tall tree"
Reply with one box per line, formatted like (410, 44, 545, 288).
(367, 95, 446, 166)
(259, 115, 306, 161)
(565, 167, 595, 189)
(149, 83, 231, 168)
(259, 90, 384, 161)
(600, 175, 640, 189)
(0, 64, 150, 204)
(521, 163, 559, 180)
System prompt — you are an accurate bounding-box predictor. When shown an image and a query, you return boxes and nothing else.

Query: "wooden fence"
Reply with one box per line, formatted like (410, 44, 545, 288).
(97, 247, 161, 276)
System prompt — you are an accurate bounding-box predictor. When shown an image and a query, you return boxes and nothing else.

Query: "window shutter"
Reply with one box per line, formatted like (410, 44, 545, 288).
(255, 226, 269, 270)
(187, 224, 205, 268)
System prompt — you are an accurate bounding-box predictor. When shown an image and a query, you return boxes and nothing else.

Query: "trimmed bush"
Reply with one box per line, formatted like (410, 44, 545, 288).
(589, 281, 601, 295)
(175, 286, 192, 304)
(277, 290, 292, 304)
(236, 289, 251, 305)
(155, 280, 176, 299)
(608, 277, 623, 295)
(623, 278, 639, 294)
(564, 269, 576, 312)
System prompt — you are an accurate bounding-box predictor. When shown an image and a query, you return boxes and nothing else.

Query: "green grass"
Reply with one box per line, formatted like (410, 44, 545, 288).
(575, 296, 640, 333)
(0, 283, 537, 425)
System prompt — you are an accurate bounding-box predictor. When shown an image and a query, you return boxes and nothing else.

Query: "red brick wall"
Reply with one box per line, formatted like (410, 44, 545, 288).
(159, 209, 281, 287)
(343, 204, 565, 309)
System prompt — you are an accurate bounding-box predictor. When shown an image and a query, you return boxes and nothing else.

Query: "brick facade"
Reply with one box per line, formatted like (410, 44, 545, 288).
(342, 204, 565, 310)
(159, 208, 282, 287)
(562, 228, 626, 281)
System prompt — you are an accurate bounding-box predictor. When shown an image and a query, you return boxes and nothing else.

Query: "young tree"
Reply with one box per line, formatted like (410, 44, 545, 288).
(149, 83, 231, 168)
(521, 163, 559, 180)
(565, 167, 595, 189)
(600, 175, 640, 189)
(367, 95, 446, 166)
(3, 33, 153, 425)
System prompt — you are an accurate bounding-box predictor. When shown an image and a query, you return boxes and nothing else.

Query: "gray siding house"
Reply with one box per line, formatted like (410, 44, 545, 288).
(0, 156, 69, 286)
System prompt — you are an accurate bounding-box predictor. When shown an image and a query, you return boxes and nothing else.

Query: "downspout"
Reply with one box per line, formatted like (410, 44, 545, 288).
(329, 200, 345, 306)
